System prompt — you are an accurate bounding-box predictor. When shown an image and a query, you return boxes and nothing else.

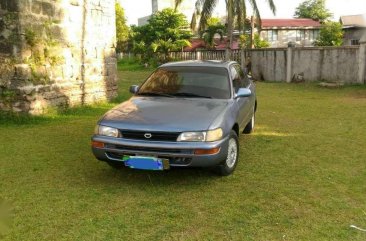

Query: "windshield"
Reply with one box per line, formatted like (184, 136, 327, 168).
(137, 66, 231, 99)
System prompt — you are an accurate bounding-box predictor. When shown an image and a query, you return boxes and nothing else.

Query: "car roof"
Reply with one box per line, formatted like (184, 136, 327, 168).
(160, 60, 237, 69)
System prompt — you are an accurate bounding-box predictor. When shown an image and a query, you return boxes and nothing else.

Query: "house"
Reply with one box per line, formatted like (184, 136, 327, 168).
(340, 14, 366, 46)
(258, 19, 322, 47)
(138, 0, 196, 26)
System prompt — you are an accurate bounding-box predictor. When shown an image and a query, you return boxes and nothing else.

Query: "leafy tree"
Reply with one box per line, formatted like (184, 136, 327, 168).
(240, 33, 269, 48)
(130, 8, 192, 63)
(176, 0, 276, 50)
(115, 3, 129, 52)
(294, 0, 332, 23)
(315, 21, 343, 46)
(201, 18, 225, 49)
(253, 33, 270, 48)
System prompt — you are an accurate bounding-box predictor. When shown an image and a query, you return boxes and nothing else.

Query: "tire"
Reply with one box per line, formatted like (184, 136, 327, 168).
(243, 108, 255, 134)
(106, 160, 125, 169)
(214, 130, 239, 176)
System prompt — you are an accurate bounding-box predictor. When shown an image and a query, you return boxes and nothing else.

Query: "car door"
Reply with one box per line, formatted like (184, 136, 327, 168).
(230, 64, 254, 128)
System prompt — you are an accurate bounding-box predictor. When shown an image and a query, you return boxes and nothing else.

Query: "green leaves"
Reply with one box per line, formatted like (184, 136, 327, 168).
(294, 0, 333, 23)
(130, 8, 192, 62)
(315, 21, 344, 46)
(115, 3, 129, 52)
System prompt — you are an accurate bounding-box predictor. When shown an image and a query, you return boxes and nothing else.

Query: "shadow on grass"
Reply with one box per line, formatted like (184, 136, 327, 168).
(89, 164, 222, 189)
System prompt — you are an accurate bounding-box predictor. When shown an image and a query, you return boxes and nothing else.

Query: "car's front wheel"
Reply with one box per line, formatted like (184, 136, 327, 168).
(214, 130, 239, 176)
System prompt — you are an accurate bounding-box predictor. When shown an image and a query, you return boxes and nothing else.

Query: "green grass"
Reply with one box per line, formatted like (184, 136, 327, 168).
(1, 70, 366, 240)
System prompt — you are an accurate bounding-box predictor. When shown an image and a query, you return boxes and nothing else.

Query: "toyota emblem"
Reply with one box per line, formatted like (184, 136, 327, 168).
(144, 133, 152, 139)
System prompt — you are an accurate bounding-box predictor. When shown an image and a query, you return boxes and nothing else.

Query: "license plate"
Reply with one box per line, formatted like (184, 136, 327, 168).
(122, 156, 170, 171)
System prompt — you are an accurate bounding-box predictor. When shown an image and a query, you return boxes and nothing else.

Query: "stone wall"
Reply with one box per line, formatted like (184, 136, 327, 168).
(0, 0, 117, 114)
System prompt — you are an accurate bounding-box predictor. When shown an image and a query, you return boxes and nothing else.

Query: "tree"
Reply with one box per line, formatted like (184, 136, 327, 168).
(315, 21, 343, 46)
(294, 0, 332, 23)
(176, 0, 276, 50)
(201, 18, 225, 49)
(115, 3, 129, 52)
(130, 8, 192, 62)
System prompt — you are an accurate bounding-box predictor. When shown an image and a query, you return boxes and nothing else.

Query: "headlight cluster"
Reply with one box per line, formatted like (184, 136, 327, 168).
(95, 125, 120, 137)
(177, 128, 223, 142)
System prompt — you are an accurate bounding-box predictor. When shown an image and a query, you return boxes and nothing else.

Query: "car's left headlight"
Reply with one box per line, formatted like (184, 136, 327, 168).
(95, 125, 120, 137)
(177, 128, 223, 142)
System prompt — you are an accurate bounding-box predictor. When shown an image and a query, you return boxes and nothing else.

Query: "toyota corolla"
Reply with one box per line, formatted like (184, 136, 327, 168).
(92, 60, 257, 176)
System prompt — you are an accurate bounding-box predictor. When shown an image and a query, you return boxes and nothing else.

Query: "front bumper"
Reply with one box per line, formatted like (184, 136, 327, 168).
(91, 135, 229, 167)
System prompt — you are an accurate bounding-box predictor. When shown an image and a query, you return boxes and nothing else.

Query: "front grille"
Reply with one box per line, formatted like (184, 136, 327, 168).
(120, 130, 180, 142)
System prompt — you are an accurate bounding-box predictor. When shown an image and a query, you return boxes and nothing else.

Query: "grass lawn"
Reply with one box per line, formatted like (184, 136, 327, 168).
(1, 69, 366, 240)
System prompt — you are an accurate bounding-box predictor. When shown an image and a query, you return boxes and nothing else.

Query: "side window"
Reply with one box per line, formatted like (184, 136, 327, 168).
(230, 66, 241, 92)
(234, 65, 250, 88)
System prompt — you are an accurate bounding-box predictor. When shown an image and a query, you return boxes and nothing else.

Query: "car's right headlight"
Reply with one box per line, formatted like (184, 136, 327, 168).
(177, 128, 223, 142)
(95, 125, 120, 138)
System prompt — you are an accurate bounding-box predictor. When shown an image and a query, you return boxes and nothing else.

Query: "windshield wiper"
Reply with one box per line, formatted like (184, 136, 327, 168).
(138, 92, 175, 98)
(171, 92, 213, 99)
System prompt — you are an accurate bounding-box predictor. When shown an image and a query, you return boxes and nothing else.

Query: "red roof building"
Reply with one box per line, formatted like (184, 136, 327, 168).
(259, 18, 322, 47)
(261, 19, 322, 29)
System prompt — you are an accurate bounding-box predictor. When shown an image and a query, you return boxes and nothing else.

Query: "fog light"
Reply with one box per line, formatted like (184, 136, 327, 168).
(194, 147, 220, 155)
(92, 141, 104, 148)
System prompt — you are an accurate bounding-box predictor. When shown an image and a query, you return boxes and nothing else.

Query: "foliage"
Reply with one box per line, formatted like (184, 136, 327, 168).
(294, 0, 332, 23)
(115, 3, 129, 52)
(178, 0, 276, 49)
(130, 8, 192, 63)
(206, 17, 221, 26)
(239, 34, 249, 49)
(315, 21, 344, 46)
(201, 19, 225, 49)
(253, 33, 270, 48)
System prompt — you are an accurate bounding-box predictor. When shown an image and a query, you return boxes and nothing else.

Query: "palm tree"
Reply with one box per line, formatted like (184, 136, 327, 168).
(201, 23, 225, 49)
(176, 0, 276, 49)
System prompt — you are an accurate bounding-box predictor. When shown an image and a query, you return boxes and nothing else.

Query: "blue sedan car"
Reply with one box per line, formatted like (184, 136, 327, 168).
(92, 60, 257, 176)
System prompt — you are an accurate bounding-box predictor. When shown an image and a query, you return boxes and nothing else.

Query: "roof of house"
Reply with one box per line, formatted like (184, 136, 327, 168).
(261, 19, 322, 28)
(340, 14, 366, 28)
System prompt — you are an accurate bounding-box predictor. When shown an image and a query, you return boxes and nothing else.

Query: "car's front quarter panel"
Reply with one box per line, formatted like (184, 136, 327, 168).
(208, 100, 238, 137)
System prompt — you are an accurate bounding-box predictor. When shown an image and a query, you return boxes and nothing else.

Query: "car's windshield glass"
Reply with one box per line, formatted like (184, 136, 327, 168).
(138, 67, 230, 99)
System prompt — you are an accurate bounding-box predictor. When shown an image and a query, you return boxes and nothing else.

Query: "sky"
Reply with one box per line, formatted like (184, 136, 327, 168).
(120, 0, 366, 26)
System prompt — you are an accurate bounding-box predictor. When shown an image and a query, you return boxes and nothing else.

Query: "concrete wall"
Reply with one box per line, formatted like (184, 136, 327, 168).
(170, 45, 365, 84)
(0, 0, 117, 114)
(248, 46, 361, 84)
(250, 48, 287, 81)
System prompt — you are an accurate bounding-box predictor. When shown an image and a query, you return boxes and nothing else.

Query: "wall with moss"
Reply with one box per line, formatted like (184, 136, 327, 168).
(0, 0, 117, 114)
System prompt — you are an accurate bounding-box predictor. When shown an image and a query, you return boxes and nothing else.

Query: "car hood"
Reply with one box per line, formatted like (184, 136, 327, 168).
(100, 97, 230, 132)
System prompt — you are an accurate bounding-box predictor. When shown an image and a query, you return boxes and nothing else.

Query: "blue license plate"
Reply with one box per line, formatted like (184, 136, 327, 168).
(122, 156, 169, 171)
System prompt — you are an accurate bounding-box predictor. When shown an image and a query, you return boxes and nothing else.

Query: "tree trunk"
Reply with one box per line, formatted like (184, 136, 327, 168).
(250, 15, 255, 49)
(226, 0, 234, 60)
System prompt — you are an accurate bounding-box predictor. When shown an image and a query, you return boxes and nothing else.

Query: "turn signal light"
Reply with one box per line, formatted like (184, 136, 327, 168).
(92, 141, 105, 148)
(194, 147, 220, 155)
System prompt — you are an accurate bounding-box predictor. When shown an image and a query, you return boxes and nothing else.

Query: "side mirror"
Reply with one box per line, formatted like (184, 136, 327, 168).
(235, 88, 252, 98)
(129, 85, 139, 94)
